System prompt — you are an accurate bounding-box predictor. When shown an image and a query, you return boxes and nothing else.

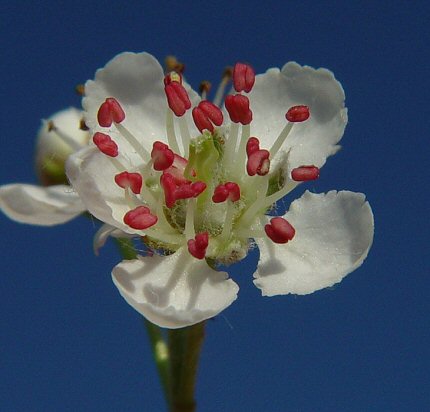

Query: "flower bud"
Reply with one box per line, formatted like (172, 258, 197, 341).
(35, 108, 89, 185)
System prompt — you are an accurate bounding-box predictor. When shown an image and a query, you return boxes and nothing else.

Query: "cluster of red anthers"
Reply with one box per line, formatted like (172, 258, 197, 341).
(91, 61, 325, 257)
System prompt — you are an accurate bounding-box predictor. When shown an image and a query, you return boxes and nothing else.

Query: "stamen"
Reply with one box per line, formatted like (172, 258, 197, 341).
(246, 137, 260, 156)
(165, 110, 181, 154)
(291, 166, 320, 181)
(233, 124, 251, 176)
(160, 172, 176, 208)
(123, 206, 158, 230)
(218, 200, 236, 243)
(97, 98, 125, 127)
(247, 150, 270, 176)
(269, 106, 310, 156)
(178, 116, 192, 157)
(184, 198, 196, 240)
(187, 232, 209, 260)
(233, 62, 255, 93)
(269, 122, 293, 156)
(223, 123, 239, 168)
(265, 217, 295, 244)
(225, 94, 252, 125)
(114, 123, 150, 161)
(192, 100, 223, 133)
(213, 66, 233, 107)
(151, 141, 174, 171)
(164, 73, 191, 117)
(123, 187, 137, 209)
(212, 182, 240, 203)
(286, 105, 310, 122)
(75, 84, 85, 96)
(199, 81, 211, 100)
(161, 172, 206, 208)
(114, 171, 143, 194)
(164, 56, 185, 74)
(93, 132, 118, 157)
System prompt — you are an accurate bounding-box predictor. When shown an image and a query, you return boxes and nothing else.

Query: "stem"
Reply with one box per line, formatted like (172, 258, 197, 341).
(168, 322, 206, 412)
(145, 320, 171, 404)
(114, 238, 171, 407)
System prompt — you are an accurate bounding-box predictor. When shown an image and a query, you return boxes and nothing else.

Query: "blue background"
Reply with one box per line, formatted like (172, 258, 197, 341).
(1, 1, 429, 411)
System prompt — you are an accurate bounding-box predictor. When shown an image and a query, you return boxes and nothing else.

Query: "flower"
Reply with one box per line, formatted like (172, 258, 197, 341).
(66, 52, 374, 329)
(0, 108, 88, 226)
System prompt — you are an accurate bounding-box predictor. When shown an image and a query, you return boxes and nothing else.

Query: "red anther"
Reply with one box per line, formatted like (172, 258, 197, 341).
(212, 182, 241, 203)
(97, 98, 125, 127)
(161, 172, 206, 208)
(93, 132, 118, 157)
(151, 141, 175, 171)
(265, 217, 295, 244)
(187, 232, 209, 260)
(124, 206, 158, 230)
(286, 105, 310, 122)
(246, 137, 260, 156)
(192, 100, 224, 133)
(160, 173, 177, 208)
(233, 62, 256, 93)
(225, 94, 253, 125)
(164, 73, 191, 117)
(190, 181, 207, 197)
(247, 149, 270, 176)
(291, 165, 320, 181)
(163, 154, 191, 186)
(114, 171, 143, 194)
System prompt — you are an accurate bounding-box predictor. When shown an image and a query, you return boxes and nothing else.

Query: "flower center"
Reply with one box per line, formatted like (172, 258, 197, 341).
(91, 62, 318, 264)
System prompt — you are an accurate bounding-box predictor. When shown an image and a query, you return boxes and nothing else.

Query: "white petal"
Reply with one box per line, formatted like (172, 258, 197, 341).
(112, 249, 239, 328)
(93, 223, 133, 256)
(83, 52, 199, 154)
(0, 184, 85, 225)
(66, 146, 135, 233)
(249, 63, 347, 172)
(254, 190, 374, 296)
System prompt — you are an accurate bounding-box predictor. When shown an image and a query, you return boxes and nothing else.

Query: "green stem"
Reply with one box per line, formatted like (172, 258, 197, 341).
(168, 322, 206, 412)
(144, 320, 171, 405)
(114, 238, 171, 407)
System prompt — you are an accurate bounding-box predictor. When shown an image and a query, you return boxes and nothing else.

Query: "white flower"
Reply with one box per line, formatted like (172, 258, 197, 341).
(66, 52, 374, 329)
(0, 108, 88, 225)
